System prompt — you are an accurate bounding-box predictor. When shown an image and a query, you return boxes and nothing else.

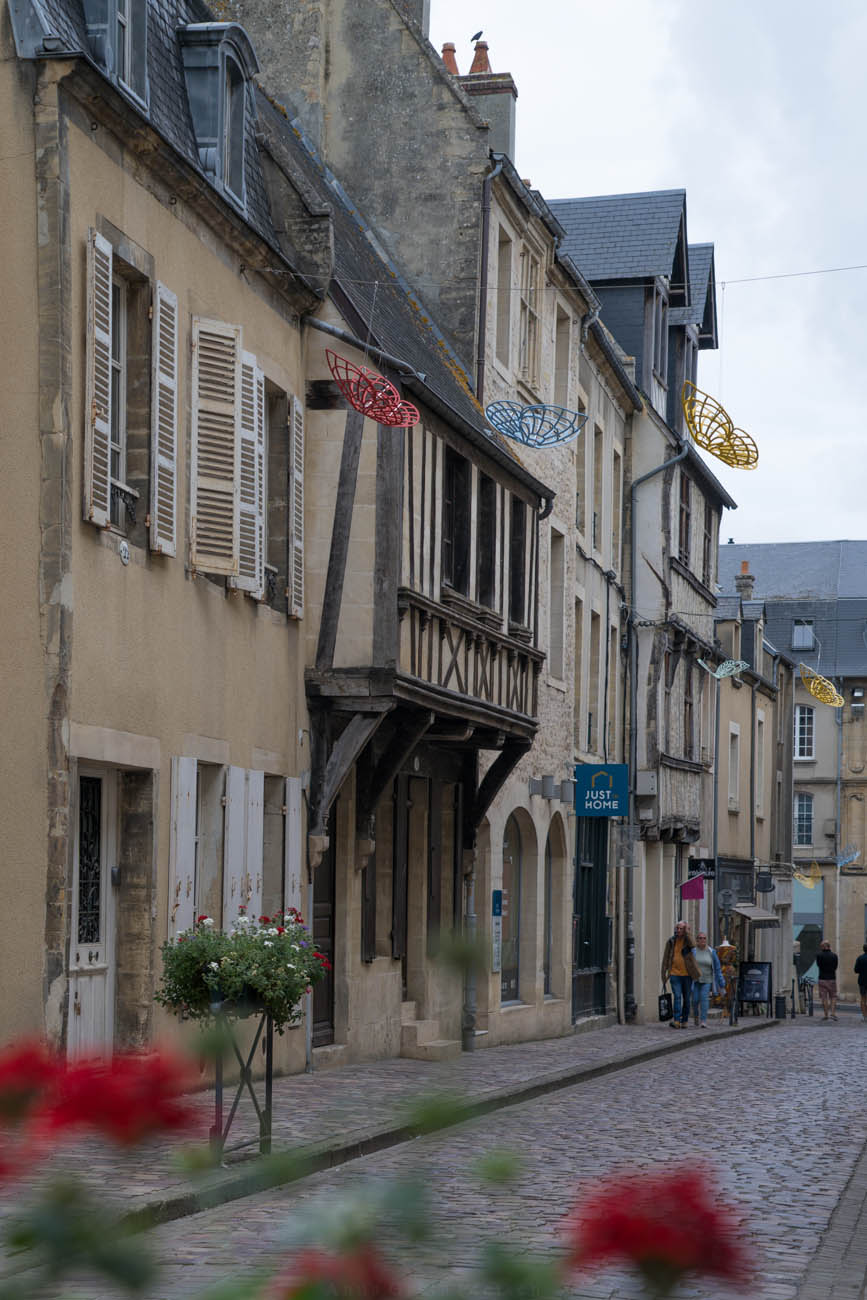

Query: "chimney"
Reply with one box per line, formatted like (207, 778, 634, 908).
(441, 42, 459, 75)
(457, 41, 518, 161)
(734, 560, 755, 601)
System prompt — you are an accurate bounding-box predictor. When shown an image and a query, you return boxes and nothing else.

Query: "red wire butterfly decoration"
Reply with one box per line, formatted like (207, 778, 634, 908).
(325, 350, 419, 428)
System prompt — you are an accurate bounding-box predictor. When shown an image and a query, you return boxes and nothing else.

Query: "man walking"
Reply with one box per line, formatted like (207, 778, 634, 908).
(816, 940, 839, 1021)
(661, 921, 700, 1028)
(854, 944, 867, 1022)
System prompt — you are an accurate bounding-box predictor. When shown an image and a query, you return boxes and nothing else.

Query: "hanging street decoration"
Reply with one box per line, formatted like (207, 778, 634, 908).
(799, 662, 844, 707)
(793, 859, 822, 889)
(681, 381, 759, 470)
(697, 658, 749, 680)
(484, 400, 588, 448)
(836, 844, 860, 868)
(325, 349, 419, 427)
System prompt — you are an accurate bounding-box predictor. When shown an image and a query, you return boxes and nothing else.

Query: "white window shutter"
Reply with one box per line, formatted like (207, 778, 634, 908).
(245, 769, 264, 920)
(222, 764, 247, 927)
(229, 354, 265, 597)
(84, 229, 113, 528)
(168, 757, 197, 938)
(289, 395, 304, 617)
(284, 776, 303, 915)
(150, 282, 178, 556)
(191, 317, 241, 575)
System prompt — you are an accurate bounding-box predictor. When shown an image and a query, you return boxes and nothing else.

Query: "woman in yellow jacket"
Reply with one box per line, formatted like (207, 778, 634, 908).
(661, 920, 701, 1028)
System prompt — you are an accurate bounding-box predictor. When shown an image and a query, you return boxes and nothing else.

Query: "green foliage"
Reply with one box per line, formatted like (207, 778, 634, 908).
(474, 1149, 523, 1187)
(155, 910, 328, 1035)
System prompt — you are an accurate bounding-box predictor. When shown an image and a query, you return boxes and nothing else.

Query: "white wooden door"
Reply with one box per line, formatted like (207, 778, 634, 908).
(68, 769, 117, 1058)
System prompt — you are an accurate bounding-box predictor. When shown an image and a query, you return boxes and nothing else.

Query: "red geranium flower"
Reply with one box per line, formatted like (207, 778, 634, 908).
(268, 1246, 405, 1300)
(564, 1167, 749, 1295)
(0, 1041, 59, 1124)
(40, 1049, 200, 1146)
(196, 914, 209, 924)
(316, 954, 332, 971)
(259, 916, 271, 924)
(276, 927, 286, 935)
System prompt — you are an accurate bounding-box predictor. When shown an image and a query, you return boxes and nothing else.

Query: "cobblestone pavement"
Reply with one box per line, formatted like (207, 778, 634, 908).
(55, 1012, 867, 1299)
(0, 1017, 765, 1223)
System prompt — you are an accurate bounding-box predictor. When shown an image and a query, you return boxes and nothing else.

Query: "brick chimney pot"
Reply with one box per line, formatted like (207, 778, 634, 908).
(469, 40, 491, 74)
(441, 42, 459, 75)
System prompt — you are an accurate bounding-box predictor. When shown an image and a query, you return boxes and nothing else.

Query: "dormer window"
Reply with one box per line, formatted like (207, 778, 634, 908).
(83, 0, 148, 105)
(652, 285, 668, 382)
(179, 24, 259, 210)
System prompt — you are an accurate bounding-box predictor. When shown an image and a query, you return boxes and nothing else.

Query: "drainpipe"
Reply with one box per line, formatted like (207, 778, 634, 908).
(712, 674, 721, 942)
(476, 157, 505, 404)
(750, 680, 757, 866)
(627, 441, 690, 1018)
(303, 316, 426, 383)
(835, 678, 843, 958)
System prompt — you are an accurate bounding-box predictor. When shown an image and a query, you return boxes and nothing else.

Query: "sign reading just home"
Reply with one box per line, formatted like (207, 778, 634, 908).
(688, 858, 716, 880)
(574, 764, 629, 817)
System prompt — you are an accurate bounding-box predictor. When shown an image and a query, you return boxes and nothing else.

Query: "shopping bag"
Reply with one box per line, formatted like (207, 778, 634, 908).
(658, 987, 673, 1021)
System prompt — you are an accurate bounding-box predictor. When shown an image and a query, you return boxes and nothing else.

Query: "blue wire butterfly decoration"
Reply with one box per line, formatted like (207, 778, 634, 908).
(485, 401, 587, 448)
(836, 844, 860, 868)
(697, 658, 749, 680)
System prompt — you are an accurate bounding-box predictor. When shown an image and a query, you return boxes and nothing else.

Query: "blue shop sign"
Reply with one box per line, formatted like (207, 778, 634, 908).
(574, 764, 629, 817)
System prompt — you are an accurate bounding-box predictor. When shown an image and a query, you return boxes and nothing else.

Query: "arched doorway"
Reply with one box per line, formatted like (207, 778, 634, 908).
(501, 814, 522, 1002)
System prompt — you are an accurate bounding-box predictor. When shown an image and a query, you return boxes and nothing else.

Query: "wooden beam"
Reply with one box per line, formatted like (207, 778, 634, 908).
(466, 740, 532, 845)
(356, 709, 435, 829)
(316, 407, 366, 671)
(312, 710, 390, 835)
(373, 423, 404, 667)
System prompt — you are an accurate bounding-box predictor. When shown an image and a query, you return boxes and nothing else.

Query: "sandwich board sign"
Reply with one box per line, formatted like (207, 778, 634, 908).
(574, 764, 629, 817)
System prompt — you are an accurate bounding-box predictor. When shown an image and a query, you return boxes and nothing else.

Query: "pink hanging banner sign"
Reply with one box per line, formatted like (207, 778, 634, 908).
(680, 875, 705, 901)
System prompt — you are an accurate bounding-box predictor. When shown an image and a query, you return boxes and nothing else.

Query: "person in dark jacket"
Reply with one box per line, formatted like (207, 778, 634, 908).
(816, 940, 839, 1021)
(854, 944, 867, 1022)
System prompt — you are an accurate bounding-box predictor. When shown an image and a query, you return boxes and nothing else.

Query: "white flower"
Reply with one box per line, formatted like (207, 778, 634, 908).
(209, 961, 220, 970)
(201, 917, 214, 928)
(264, 941, 273, 948)
(286, 962, 295, 970)
(266, 927, 279, 937)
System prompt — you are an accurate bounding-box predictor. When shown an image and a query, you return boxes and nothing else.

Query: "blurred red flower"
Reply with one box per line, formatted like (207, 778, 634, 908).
(564, 1167, 749, 1295)
(0, 1041, 59, 1123)
(40, 1050, 200, 1146)
(268, 1246, 405, 1300)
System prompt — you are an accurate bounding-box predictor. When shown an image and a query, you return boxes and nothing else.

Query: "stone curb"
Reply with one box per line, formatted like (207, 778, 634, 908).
(122, 1019, 778, 1232)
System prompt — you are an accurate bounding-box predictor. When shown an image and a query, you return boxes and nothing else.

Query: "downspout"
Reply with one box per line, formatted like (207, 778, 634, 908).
(627, 441, 689, 1018)
(712, 674, 721, 942)
(749, 680, 757, 866)
(476, 157, 505, 404)
(303, 316, 426, 383)
(835, 677, 843, 959)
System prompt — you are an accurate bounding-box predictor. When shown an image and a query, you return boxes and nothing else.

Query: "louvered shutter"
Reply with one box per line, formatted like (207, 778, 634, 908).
(289, 395, 304, 617)
(150, 282, 178, 555)
(229, 354, 265, 596)
(222, 764, 247, 927)
(168, 757, 197, 938)
(284, 776, 303, 914)
(191, 317, 241, 575)
(245, 769, 264, 920)
(84, 229, 113, 528)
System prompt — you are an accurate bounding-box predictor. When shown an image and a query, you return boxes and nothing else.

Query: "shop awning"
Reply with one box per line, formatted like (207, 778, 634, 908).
(732, 903, 780, 928)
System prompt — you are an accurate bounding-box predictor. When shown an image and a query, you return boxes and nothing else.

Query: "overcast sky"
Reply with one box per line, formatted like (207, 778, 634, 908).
(430, 0, 867, 545)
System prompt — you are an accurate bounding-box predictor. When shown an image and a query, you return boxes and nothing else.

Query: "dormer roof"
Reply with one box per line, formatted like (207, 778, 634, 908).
(670, 243, 717, 347)
(548, 188, 689, 303)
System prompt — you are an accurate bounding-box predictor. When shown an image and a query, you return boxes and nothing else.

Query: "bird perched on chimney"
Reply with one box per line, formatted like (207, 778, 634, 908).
(471, 30, 483, 42)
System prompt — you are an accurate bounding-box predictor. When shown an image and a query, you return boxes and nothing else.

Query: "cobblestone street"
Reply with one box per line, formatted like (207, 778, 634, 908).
(57, 1013, 867, 1300)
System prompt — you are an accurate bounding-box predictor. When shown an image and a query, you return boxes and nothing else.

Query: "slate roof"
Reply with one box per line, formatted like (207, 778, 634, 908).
(670, 243, 714, 327)
(15, 0, 277, 250)
(547, 189, 687, 284)
(718, 542, 867, 678)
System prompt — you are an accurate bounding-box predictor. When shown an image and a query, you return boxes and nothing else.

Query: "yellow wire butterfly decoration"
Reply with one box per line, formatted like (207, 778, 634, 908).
(681, 382, 759, 470)
(794, 860, 822, 889)
(799, 662, 844, 708)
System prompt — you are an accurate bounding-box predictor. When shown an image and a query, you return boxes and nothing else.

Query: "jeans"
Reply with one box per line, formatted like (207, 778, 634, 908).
(670, 975, 692, 1023)
(692, 981, 711, 1023)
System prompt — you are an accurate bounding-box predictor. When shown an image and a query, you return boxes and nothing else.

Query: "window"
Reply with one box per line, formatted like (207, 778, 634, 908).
(189, 315, 303, 610)
(554, 307, 570, 406)
(756, 712, 765, 816)
(683, 660, 694, 760)
(792, 619, 815, 650)
(652, 286, 668, 381)
(84, 229, 178, 554)
(548, 530, 565, 679)
(664, 650, 676, 751)
(476, 473, 496, 608)
(501, 815, 522, 1002)
(611, 450, 622, 574)
(592, 425, 603, 552)
(728, 723, 740, 808)
(575, 398, 587, 535)
(678, 471, 691, 566)
(543, 837, 553, 996)
(495, 228, 512, 366)
(509, 497, 527, 626)
(442, 449, 471, 595)
(518, 248, 541, 388)
(588, 611, 601, 752)
(794, 792, 814, 846)
(84, 0, 148, 105)
(179, 24, 258, 210)
(794, 704, 815, 759)
(702, 501, 714, 588)
(574, 598, 584, 750)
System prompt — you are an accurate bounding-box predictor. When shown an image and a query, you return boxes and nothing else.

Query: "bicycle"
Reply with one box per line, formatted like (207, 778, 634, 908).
(798, 976, 815, 1017)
